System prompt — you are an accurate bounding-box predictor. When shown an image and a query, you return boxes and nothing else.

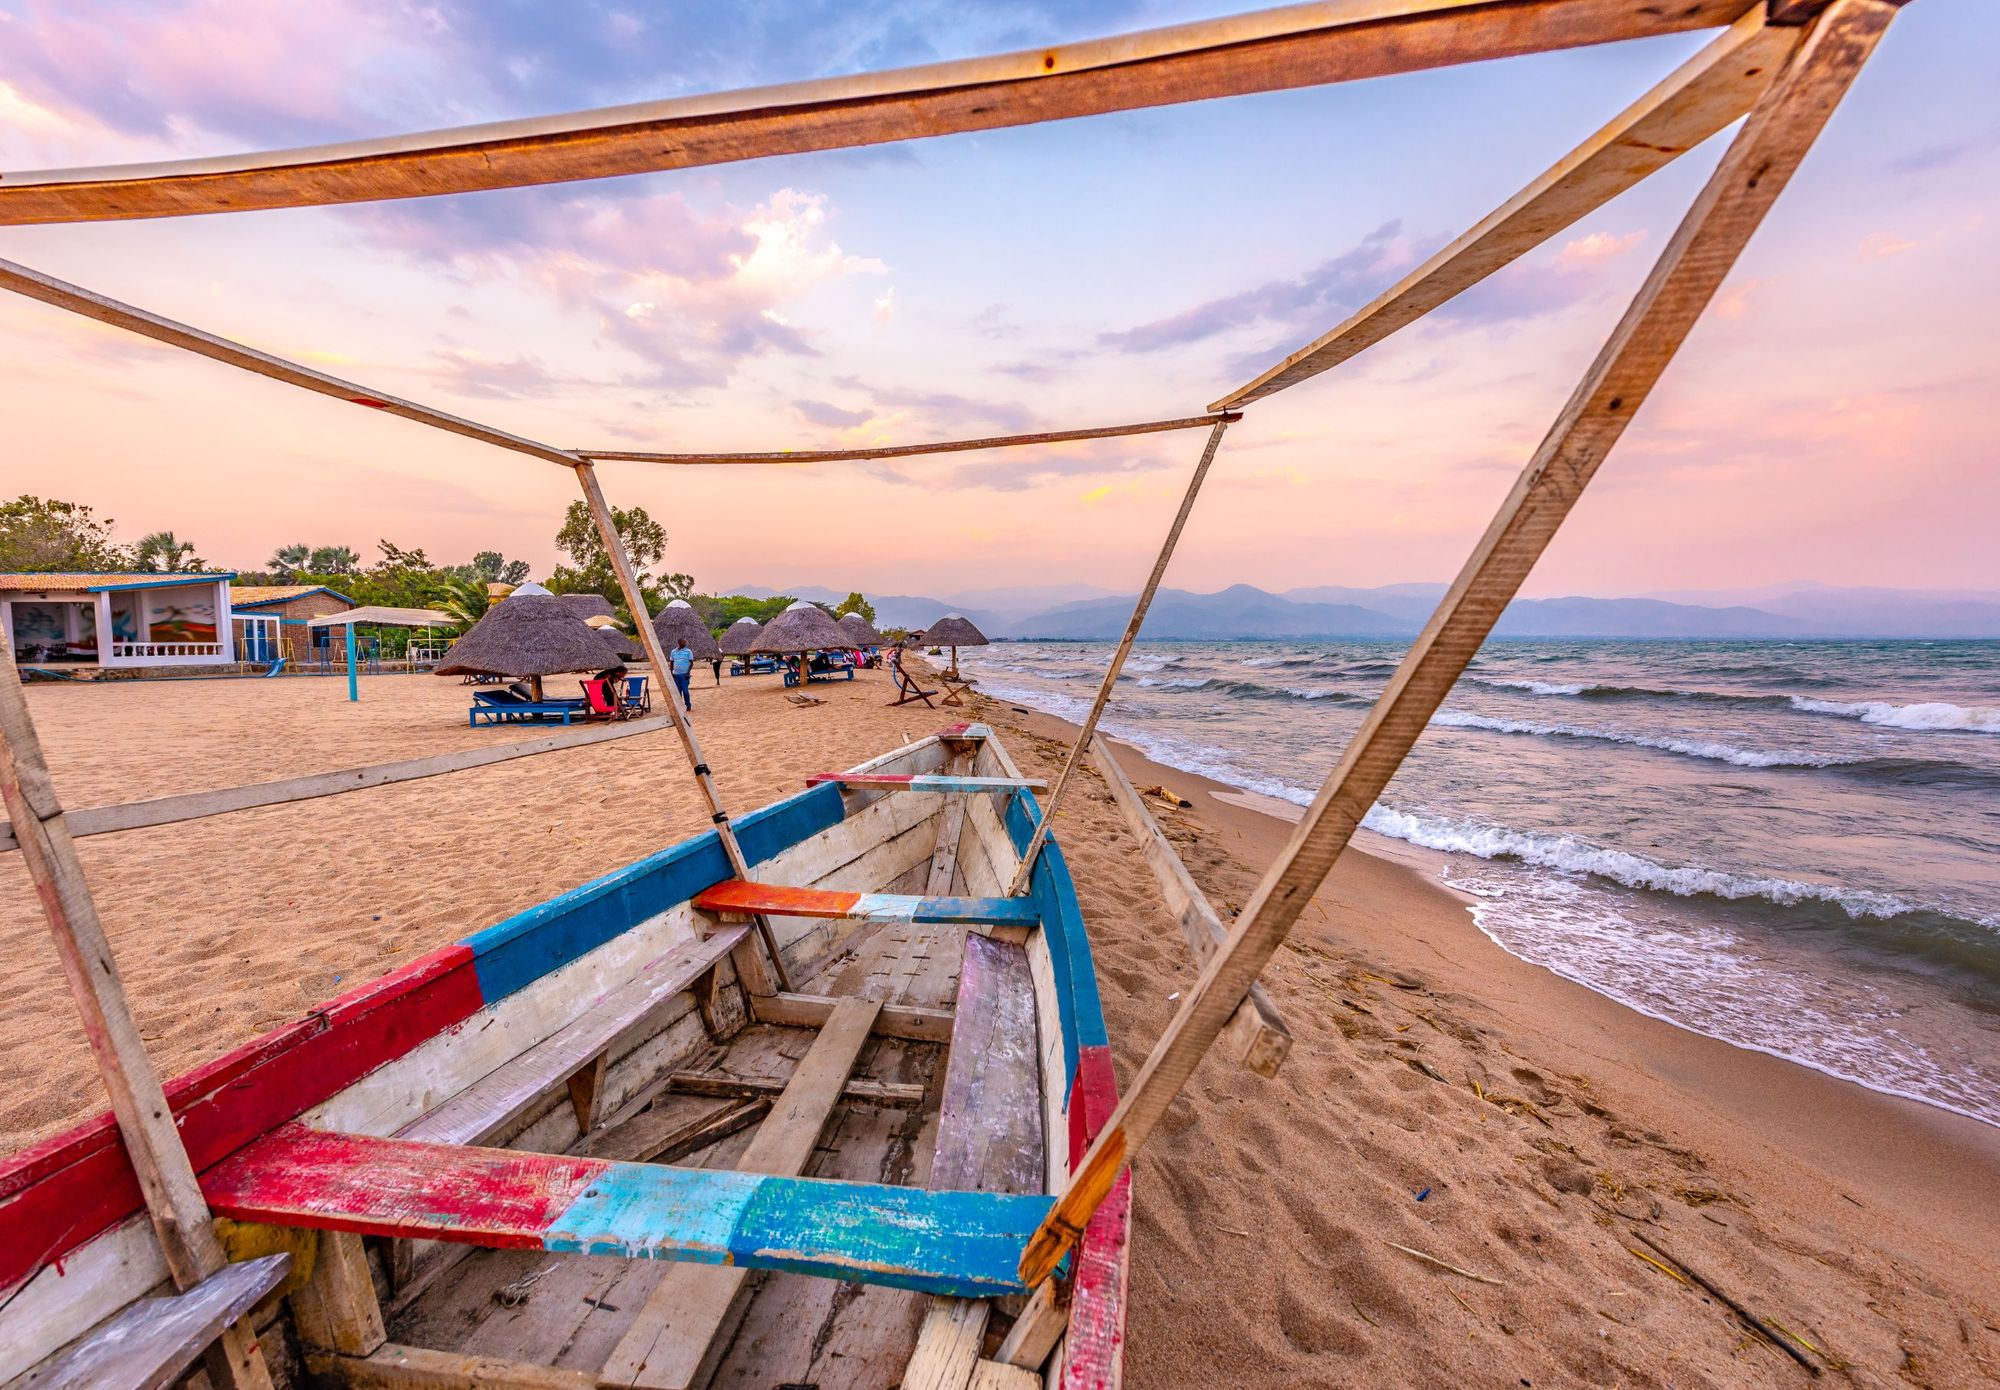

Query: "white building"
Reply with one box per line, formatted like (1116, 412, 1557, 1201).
(0, 572, 238, 669)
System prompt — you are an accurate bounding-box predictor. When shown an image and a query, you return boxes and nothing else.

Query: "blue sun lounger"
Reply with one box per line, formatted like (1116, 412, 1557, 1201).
(468, 690, 587, 727)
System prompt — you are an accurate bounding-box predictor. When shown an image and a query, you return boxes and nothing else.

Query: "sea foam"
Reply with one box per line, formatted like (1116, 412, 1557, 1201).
(1790, 697, 2000, 734)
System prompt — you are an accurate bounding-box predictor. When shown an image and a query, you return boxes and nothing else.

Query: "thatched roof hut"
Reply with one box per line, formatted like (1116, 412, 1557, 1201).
(436, 595, 624, 679)
(836, 611, 884, 646)
(651, 598, 720, 659)
(753, 600, 850, 654)
(922, 614, 989, 649)
(557, 592, 615, 621)
(597, 626, 644, 662)
(719, 616, 763, 655)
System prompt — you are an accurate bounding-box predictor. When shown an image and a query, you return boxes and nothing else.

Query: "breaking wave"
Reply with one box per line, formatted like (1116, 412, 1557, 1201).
(1789, 697, 2000, 734)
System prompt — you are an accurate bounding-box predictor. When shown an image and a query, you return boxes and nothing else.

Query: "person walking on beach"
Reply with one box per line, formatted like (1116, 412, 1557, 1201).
(669, 638, 695, 711)
(710, 654, 723, 686)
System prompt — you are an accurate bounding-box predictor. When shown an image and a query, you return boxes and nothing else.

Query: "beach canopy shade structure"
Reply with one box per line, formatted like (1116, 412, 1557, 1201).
(752, 601, 851, 655)
(836, 611, 884, 647)
(652, 598, 722, 659)
(511, 580, 554, 596)
(558, 592, 615, 621)
(435, 594, 628, 680)
(719, 616, 764, 655)
(923, 614, 988, 658)
(306, 606, 452, 629)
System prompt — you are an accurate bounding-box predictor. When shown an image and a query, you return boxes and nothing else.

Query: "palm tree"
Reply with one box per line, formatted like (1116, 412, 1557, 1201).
(434, 574, 491, 630)
(269, 543, 311, 579)
(134, 531, 201, 572)
(310, 545, 359, 574)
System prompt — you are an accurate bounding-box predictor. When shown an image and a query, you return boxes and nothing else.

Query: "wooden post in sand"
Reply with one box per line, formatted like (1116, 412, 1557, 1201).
(1019, 0, 1903, 1285)
(0, 630, 277, 1389)
(1007, 417, 1231, 896)
(569, 459, 792, 994)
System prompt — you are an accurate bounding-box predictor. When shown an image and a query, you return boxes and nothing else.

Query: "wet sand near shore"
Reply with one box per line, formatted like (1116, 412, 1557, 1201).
(2, 668, 1995, 1386)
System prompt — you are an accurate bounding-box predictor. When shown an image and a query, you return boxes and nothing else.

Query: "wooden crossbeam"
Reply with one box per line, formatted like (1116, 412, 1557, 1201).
(696, 880, 1043, 928)
(0, 0, 1756, 225)
(0, 714, 678, 854)
(198, 1120, 1047, 1298)
(666, 1068, 927, 1108)
(1018, 0, 1901, 1287)
(578, 416, 1235, 465)
(29, 1254, 290, 1390)
(750, 991, 956, 1042)
(599, 996, 886, 1389)
(806, 773, 1050, 794)
(0, 632, 275, 1390)
(1213, 8, 1802, 407)
(1088, 740, 1291, 1076)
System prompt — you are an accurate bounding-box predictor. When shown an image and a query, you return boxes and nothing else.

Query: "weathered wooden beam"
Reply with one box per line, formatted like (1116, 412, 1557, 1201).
(666, 1068, 927, 1108)
(1088, 740, 1291, 1076)
(0, 257, 577, 466)
(1213, 8, 1801, 407)
(0, 714, 679, 854)
(0, 631, 276, 1390)
(1018, 0, 1901, 1287)
(1008, 418, 1232, 893)
(29, 1255, 291, 1390)
(292, 1229, 387, 1357)
(307, 1344, 597, 1390)
(0, 0, 1756, 225)
(750, 991, 956, 1043)
(578, 415, 1237, 465)
(572, 459, 790, 996)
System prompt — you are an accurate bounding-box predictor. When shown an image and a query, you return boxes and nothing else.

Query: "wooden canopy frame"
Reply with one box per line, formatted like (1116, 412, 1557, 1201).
(0, 0, 1912, 1356)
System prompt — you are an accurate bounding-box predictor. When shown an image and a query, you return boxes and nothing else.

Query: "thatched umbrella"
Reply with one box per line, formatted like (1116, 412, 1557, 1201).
(436, 594, 623, 699)
(719, 616, 763, 657)
(922, 614, 988, 675)
(651, 598, 720, 660)
(754, 600, 851, 685)
(597, 626, 644, 663)
(558, 593, 615, 622)
(836, 611, 883, 647)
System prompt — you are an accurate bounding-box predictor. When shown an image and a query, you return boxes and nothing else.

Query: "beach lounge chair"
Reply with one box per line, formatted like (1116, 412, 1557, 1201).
(468, 689, 585, 727)
(889, 652, 937, 708)
(580, 679, 625, 721)
(624, 673, 650, 713)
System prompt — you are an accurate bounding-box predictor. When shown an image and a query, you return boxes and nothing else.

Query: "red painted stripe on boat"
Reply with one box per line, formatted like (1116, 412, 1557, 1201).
(1067, 1045, 1120, 1167)
(0, 944, 482, 1293)
(204, 1125, 600, 1248)
(1063, 1170, 1134, 1390)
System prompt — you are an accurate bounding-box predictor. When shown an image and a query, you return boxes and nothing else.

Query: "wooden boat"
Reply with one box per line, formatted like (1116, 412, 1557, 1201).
(0, 2, 1909, 1385)
(0, 722, 1128, 1389)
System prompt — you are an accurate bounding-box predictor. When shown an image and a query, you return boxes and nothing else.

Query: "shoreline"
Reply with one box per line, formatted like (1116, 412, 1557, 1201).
(983, 694, 2000, 1290)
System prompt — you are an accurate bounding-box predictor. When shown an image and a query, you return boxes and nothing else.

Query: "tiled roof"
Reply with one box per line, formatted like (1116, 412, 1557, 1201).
(231, 584, 355, 607)
(0, 572, 236, 593)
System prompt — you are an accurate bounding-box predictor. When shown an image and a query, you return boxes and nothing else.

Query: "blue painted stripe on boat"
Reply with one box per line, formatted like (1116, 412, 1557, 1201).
(545, 1163, 754, 1263)
(1004, 791, 1078, 1084)
(462, 783, 844, 1004)
(543, 1163, 1045, 1296)
(735, 782, 845, 865)
(732, 1174, 1047, 1297)
(913, 894, 1042, 927)
(463, 834, 733, 1003)
(1036, 836, 1109, 1051)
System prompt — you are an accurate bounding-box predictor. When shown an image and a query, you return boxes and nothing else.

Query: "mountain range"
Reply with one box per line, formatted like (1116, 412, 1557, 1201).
(721, 580, 2000, 641)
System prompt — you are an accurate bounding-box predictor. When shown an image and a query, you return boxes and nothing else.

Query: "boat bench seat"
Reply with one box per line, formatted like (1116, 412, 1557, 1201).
(694, 881, 1041, 928)
(199, 1126, 1046, 1299)
(27, 1255, 290, 1390)
(804, 773, 1049, 793)
(398, 924, 750, 1148)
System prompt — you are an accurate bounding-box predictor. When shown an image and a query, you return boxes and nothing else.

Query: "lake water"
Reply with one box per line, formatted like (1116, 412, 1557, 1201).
(957, 639, 2000, 1127)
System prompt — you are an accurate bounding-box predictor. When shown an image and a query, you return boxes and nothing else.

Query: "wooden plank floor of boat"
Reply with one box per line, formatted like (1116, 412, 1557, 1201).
(388, 876, 974, 1389)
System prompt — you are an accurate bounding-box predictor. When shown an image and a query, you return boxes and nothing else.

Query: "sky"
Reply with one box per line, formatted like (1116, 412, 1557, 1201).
(0, 0, 1994, 601)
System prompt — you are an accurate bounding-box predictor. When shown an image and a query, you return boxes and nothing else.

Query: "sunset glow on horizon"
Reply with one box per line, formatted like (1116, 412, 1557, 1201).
(1, 1, 1994, 600)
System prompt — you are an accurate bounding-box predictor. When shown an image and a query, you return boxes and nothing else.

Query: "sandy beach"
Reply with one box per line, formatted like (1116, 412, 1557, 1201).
(3, 666, 1996, 1387)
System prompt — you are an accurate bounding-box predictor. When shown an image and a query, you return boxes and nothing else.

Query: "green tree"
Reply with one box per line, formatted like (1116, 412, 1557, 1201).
(310, 545, 360, 574)
(0, 496, 130, 571)
(469, 551, 532, 586)
(832, 591, 876, 624)
(269, 542, 311, 579)
(551, 501, 690, 611)
(134, 531, 203, 572)
(434, 574, 491, 629)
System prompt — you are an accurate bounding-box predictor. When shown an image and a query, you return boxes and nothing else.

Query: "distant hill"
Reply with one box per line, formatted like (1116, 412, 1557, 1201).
(722, 579, 2000, 641)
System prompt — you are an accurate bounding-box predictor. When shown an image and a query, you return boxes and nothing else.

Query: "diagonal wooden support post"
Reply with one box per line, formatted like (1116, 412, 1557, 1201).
(571, 459, 791, 994)
(1007, 417, 1231, 895)
(1018, 0, 1901, 1285)
(0, 631, 277, 1390)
